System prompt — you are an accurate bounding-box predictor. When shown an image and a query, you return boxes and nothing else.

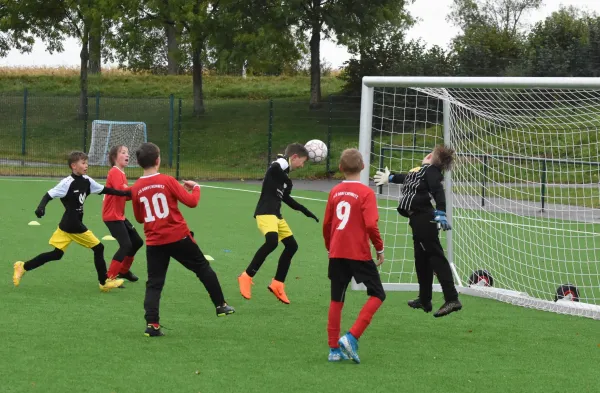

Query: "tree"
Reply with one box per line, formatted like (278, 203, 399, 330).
(106, 0, 186, 75)
(0, 0, 63, 57)
(288, 0, 414, 109)
(448, 0, 542, 76)
(525, 7, 596, 77)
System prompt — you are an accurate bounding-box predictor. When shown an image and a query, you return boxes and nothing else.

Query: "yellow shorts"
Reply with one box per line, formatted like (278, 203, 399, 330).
(49, 228, 101, 251)
(256, 215, 293, 242)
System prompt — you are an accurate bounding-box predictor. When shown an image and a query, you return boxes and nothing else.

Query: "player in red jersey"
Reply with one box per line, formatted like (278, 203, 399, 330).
(130, 142, 234, 337)
(322, 148, 385, 364)
(102, 145, 143, 282)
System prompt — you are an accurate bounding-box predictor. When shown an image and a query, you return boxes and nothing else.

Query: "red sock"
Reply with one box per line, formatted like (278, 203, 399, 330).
(107, 260, 122, 279)
(327, 301, 344, 348)
(120, 256, 134, 274)
(349, 297, 383, 340)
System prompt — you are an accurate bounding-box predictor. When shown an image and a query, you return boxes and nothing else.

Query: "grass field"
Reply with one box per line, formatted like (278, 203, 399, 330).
(1, 178, 599, 393)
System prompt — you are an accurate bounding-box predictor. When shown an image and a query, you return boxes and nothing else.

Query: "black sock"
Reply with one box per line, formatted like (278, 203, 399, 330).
(24, 248, 64, 271)
(92, 243, 108, 285)
(274, 236, 298, 283)
(246, 232, 278, 277)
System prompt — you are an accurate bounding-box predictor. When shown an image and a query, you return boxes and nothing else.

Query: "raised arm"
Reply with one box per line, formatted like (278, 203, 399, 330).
(169, 177, 200, 208)
(374, 167, 406, 186)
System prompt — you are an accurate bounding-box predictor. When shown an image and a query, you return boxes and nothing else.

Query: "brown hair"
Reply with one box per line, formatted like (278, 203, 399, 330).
(108, 145, 125, 167)
(432, 144, 455, 171)
(284, 143, 309, 158)
(68, 151, 88, 168)
(136, 142, 160, 169)
(339, 148, 363, 174)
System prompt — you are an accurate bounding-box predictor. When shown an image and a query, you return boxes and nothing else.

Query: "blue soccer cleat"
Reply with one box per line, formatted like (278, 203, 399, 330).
(328, 347, 349, 362)
(338, 332, 360, 364)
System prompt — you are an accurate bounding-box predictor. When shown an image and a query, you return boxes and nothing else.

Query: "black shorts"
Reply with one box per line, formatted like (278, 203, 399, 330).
(328, 258, 380, 284)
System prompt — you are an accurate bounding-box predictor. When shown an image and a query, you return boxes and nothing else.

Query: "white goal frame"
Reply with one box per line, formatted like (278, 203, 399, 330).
(88, 120, 148, 166)
(354, 76, 600, 320)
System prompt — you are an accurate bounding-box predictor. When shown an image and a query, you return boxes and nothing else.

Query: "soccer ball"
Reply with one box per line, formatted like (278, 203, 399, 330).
(305, 139, 328, 163)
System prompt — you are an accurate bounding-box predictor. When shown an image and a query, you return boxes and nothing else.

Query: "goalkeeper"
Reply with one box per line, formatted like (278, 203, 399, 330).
(374, 145, 462, 317)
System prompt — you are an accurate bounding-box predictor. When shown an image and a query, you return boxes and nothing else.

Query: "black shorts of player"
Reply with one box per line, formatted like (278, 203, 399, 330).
(144, 234, 225, 324)
(328, 258, 385, 302)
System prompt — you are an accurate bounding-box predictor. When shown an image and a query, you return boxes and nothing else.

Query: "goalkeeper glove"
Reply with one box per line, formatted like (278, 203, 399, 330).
(433, 210, 451, 231)
(374, 167, 391, 186)
(35, 207, 45, 218)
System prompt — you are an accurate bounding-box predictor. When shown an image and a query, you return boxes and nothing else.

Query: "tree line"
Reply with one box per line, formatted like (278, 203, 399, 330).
(1, 0, 599, 116)
(343, 1, 600, 92)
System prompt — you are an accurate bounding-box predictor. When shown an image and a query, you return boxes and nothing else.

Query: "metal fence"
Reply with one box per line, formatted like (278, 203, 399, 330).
(0, 91, 363, 180)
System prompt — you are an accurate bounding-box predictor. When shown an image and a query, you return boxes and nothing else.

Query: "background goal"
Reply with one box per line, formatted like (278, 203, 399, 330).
(88, 120, 148, 167)
(356, 77, 600, 320)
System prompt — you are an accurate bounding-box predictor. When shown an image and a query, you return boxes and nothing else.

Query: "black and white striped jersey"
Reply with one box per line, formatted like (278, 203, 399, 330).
(389, 164, 446, 217)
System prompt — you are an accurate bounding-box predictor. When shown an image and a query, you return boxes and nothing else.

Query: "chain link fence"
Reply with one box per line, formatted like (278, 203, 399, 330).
(0, 91, 362, 180)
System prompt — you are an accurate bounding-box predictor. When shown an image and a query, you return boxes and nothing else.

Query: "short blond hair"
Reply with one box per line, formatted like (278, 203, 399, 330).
(339, 148, 363, 174)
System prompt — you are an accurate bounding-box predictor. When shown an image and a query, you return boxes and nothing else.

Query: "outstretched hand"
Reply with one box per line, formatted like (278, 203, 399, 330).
(374, 167, 390, 186)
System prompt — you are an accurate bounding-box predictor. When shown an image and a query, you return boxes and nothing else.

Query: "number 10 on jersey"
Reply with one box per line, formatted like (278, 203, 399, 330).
(140, 193, 170, 222)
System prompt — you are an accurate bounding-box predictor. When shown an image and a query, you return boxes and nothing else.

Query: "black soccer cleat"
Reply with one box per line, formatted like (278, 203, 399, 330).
(433, 300, 462, 318)
(118, 271, 139, 282)
(144, 324, 165, 337)
(216, 303, 235, 317)
(408, 298, 433, 313)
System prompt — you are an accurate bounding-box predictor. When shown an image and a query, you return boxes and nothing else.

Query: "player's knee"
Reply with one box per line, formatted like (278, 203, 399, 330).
(119, 239, 133, 256)
(367, 286, 386, 302)
(92, 242, 104, 255)
(132, 236, 144, 252)
(264, 232, 279, 251)
(282, 236, 298, 254)
(51, 248, 64, 261)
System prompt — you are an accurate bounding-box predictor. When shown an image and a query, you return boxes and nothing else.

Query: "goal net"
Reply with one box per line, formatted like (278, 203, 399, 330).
(357, 77, 600, 320)
(88, 120, 148, 166)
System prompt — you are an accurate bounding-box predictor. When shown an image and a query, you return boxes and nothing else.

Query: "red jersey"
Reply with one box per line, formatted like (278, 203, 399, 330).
(102, 166, 130, 221)
(130, 173, 200, 246)
(323, 181, 384, 261)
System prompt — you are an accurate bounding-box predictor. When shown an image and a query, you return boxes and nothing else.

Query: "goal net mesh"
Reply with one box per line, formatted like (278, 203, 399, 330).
(88, 121, 147, 166)
(371, 86, 600, 318)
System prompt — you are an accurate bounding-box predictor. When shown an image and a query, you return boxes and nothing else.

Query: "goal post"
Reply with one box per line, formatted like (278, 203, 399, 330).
(356, 76, 600, 320)
(88, 120, 148, 167)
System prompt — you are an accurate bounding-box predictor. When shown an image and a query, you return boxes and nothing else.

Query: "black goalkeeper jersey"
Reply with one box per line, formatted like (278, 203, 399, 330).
(46, 174, 106, 233)
(254, 155, 305, 219)
(389, 163, 447, 217)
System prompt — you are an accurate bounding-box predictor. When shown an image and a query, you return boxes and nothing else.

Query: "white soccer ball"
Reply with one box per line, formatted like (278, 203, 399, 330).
(305, 139, 328, 164)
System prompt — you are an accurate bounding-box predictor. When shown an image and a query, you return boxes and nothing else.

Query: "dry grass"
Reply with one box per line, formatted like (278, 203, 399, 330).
(0, 66, 136, 76)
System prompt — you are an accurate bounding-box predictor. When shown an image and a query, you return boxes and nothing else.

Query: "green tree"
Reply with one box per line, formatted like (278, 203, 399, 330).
(448, 0, 542, 76)
(525, 7, 595, 77)
(287, 0, 414, 109)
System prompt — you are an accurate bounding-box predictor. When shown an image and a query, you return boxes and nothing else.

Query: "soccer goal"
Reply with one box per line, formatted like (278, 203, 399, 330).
(355, 76, 600, 320)
(88, 120, 148, 166)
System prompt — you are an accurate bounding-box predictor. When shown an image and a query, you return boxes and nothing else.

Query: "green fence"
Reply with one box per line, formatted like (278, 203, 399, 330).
(0, 91, 362, 180)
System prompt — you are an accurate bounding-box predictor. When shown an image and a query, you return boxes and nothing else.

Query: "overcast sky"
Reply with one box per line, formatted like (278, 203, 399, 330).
(1, 0, 599, 68)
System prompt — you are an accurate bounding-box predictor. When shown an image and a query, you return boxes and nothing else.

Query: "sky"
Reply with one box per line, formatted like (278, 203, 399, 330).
(1, 0, 600, 69)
